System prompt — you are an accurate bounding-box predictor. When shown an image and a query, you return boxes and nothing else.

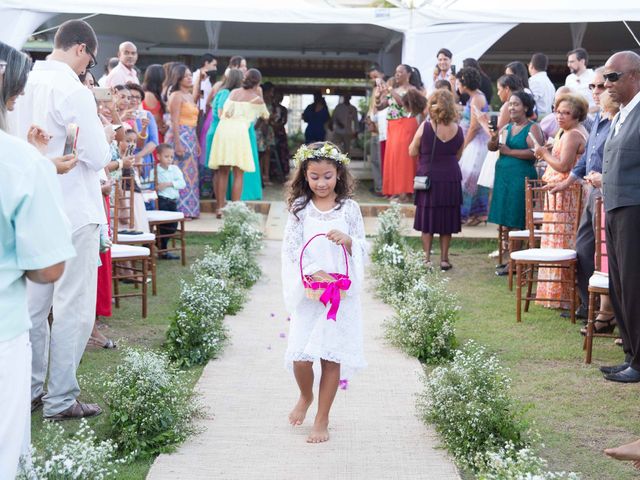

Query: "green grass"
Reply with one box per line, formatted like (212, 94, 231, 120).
(407, 237, 640, 480)
(30, 233, 220, 479)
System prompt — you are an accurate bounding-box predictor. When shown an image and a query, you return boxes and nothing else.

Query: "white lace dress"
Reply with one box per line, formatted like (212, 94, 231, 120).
(281, 198, 368, 379)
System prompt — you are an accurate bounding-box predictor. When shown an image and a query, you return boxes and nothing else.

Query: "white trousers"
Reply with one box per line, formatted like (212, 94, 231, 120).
(28, 224, 99, 417)
(0, 332, 31, 480)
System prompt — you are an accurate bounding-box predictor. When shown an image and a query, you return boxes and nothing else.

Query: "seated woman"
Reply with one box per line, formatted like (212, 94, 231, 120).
(409, 89, 464, 271)
(533, 93, 588, 309)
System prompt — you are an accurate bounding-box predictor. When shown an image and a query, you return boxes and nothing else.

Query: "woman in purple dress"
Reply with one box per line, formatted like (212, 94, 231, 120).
(410, 89, 464, 271)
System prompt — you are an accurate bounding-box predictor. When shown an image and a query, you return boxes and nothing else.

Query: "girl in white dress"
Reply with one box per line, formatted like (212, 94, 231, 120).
(282, 142, 367, 444)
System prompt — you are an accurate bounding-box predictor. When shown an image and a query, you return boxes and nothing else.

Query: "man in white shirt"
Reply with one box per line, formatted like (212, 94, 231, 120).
(192, 53, 217, 113)
(565, 47, 596, 109)
(10, 19, 111, 420)
(528, 52, 556, 117)
(105, 41, 139, 87)
(428, 47, 453, 96)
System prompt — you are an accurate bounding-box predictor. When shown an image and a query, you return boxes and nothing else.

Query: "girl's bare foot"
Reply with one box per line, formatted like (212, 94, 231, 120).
(604, 439, 640, 461)
(288, 395, 313, 426)
(307, 418, 329, 443)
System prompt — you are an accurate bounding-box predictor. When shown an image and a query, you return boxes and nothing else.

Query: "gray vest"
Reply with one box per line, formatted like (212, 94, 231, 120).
(602, 103, 640, 212)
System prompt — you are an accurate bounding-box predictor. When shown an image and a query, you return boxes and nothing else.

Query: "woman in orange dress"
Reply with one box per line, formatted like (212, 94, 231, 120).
(376, 64, 421, 201)
(534, 93, 588, 309)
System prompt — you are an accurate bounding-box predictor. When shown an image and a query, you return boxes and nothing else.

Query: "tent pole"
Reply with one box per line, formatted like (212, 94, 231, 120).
(622, 21, 640, 48)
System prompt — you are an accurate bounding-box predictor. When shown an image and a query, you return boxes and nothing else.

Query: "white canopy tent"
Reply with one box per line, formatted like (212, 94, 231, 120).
(1, 0, 640, 81)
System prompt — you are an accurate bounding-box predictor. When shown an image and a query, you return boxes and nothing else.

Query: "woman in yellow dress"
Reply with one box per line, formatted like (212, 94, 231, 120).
(209, 68, 269, 214)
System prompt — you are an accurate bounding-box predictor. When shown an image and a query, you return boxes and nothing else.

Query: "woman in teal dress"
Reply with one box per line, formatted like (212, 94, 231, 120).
(230, 122, 263, 201)
(488, 91, 544, 230)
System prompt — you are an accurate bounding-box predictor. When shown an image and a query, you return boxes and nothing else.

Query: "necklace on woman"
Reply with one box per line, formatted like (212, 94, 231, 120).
(511, 118, 528, 134)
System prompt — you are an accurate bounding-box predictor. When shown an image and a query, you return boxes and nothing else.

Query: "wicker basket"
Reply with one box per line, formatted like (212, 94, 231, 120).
(300, 233, 350, 301)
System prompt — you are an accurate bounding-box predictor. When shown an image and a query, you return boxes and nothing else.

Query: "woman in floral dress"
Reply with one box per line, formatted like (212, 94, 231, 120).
(534, 93, 588, 308)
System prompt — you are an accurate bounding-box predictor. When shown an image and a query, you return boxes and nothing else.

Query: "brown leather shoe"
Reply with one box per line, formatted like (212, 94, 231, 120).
(45, 401, 102, 421)
(31, 393, 44, 413)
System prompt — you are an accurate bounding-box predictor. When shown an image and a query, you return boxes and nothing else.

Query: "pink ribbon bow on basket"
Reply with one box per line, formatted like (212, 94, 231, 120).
(319, 277, 351, 321)
(300, 233, 352, 321)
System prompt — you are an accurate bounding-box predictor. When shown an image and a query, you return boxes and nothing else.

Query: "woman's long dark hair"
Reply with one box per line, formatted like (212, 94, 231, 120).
(220, 69, 243, 91)
(505, 61, 530, 89)
(400, 64, 423, 90)
(286, 142, 355, 219)
(0, 41, 32, 132)
(168, 63, 189, 97)
(142, 64, 166, 113)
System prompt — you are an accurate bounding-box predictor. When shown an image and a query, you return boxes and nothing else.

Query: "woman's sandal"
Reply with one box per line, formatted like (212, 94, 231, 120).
(440, 260, 453, 271)
(215, 210, 223, 219)
(580, 316, 616, 336)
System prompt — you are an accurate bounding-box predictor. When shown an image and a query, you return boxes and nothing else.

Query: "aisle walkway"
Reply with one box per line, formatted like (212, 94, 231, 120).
(147, 240, 460, 480)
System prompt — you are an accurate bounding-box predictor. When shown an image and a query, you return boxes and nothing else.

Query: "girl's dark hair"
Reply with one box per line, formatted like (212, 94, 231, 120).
(497, 73, 522, 92)
(286, 141, 355, 218)
(456, 66, 481, 91)
(142, 64, 166, 113)
(402, 88, 427, 116)
(511, 90, 536, 118)
(400, 64, 423, 89)
(242, 68, 262, 89)
(0, 41, 32, 132)
(505, 61, 529, 89)
(221, 69, 243, 91)
(168, 63, 189, 96)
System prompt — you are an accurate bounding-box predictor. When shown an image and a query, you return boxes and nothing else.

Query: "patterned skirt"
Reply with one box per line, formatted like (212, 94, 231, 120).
(169, 124, 200, 218)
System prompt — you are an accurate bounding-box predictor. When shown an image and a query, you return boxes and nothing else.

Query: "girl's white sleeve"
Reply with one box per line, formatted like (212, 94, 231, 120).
(346, 199, 369, 294)
(281, 208, 307, 313)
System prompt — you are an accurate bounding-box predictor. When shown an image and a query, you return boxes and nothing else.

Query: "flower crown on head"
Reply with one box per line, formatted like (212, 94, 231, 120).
(293, 142, 350, 168)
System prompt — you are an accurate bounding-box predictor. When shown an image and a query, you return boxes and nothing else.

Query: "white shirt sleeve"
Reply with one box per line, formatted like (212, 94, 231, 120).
(61, 88, 111, 171)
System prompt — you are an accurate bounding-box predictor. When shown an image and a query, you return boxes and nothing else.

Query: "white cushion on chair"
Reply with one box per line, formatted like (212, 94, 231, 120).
(533, 212, 544, 221)
(111, 243, 150, 259)
(508, 229, 542, 239)
(589, 272, 609, 289)
(142, 191, 158, 202)
(510, 248, 576, 261)
(146, 210, 185, 222)
(118, 232, 156, 243)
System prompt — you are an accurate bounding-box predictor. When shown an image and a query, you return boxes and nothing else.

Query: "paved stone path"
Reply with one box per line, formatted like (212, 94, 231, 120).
(147, 240, 460, 480)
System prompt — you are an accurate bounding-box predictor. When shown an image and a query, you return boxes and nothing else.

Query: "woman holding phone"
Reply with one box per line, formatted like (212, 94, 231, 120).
(487, 91, 542, 237)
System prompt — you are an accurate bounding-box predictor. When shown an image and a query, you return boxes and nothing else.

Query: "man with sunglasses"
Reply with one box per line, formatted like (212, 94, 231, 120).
(9, 20, 111, 416)
(599, 51, 640, 383)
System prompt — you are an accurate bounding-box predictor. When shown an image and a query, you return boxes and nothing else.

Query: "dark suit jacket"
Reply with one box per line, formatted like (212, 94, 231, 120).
(602, 102, 640, 212)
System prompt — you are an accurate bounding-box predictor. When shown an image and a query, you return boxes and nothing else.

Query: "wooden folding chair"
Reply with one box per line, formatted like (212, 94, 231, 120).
(507, 178, 545, 290)
(112, 176, 157, 296)
(511, 181, 582, 323)
(110, 178, 151, 317)
(145, 162, 187, 266)
(583, 196, 615, 364)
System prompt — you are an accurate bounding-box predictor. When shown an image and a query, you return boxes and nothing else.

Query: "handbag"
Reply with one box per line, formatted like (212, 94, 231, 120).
(413, 122, 438, 191)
